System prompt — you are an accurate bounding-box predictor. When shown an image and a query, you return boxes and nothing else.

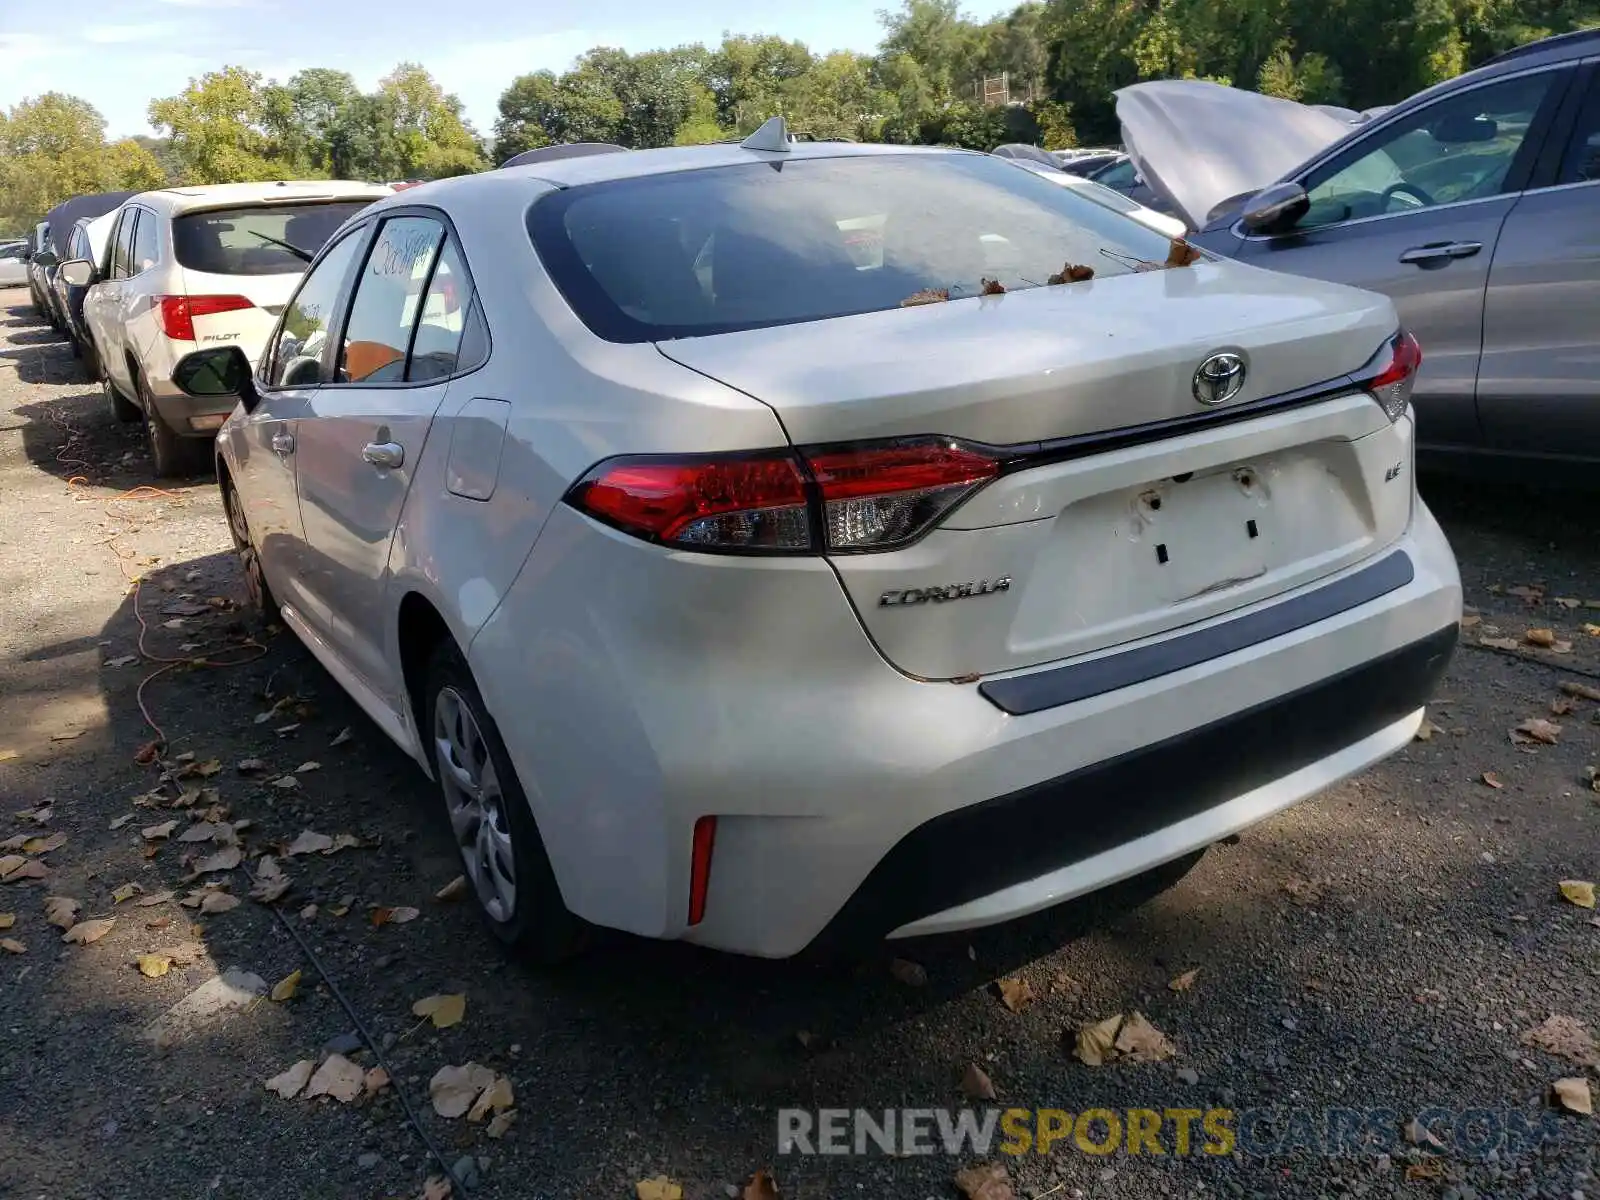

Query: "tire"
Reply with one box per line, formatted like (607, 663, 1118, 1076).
(103, 373, 139, 423)
(135, 368, 211, 478)
(221, 476, 279, 626)
(81, 335, 103, 386)
(424, 641, 587, 964)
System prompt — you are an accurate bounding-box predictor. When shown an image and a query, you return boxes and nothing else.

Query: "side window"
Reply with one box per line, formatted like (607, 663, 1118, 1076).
(130, 210, 160, 275)
(336, 217, 445, 384)
(406, 237, 472, 382)
(263, 230, 366, 389)
(1557, 78, 1600, 184)
(1300, 72, 1558, 228)
(111, 212, 136, 279)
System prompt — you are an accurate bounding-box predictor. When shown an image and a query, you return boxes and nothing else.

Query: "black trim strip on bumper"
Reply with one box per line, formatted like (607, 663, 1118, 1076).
(810, 623, 1457, 952)
(980, 550, 1415, 717)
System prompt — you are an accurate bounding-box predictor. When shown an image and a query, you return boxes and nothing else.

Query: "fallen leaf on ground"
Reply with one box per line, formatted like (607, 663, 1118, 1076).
(1507, 584, 1545, 604)
(1403, 1116, 1445, 1149)
(0, 912, 10, 928)
(487, 1109, 517, 1138)
(50, 729, 85, 741)
(1074, 1014, 1123, 1066)
(199, 892, 240, 915)
(295, 761, 321, 773)
(141, 820, 178, 841)
(1115, 1011, 1175, 1062)
(250, 874, 291, 904)
(331, 727, 353, 746)
(0, 836, 24, 851)
(270, 969, 302, 1002)
(327, 833, 364, 854)
(1169, 968, 1200, 992)
(1586, 623, 1600, 637)
(135, 891, 175, 907)
(1413, 717, 1439, 741)
(430, 1062, 496, 1118)
(953, 1162, 1014, 1200)
(1481, 636, 1523, 651)
(0, 749, 17, 761)
(467, 1074, 514, 1122)
(44, 896, 80, 928)
(1522, 1015, 1599, 1066)
(1559, 880, 1596, 909)
(962, 1062, 997, 1100)
(285, 830, 332, 856)
(136, 953, 173, 978)
(109, 814, 133, 830)
(1525, 628, 1558, 647)
(421, 1177, 452, 1200)
(996, 976, 1034, 1012)
(1552, 1077, 1593, 1115)
(179, 822, 219, 843)
(0, 857, 47, 882)
(62, 918, 115, 945)
(329, 899, 352, 917)
(1481, 771, 1504, 789)
(412, 992, 467, 1029)
(17, 804, 52, 825)
(371, 905, 419, 926)
(305, 1053, 365, 1103)
(21, 832, 67, 854)
(889, 958, 927, 987)
(1458, 613, 1481, 628)
(192, 846, 242, 874)
(1560, 682, 1600, 702)
(237, 758, 267, 773)
(1512, 718, 1562, 745)
(741, 1170, 780, 1200)
(635, 1179, 682, 1200)
(1552, 696, 1577, 716)
(265, 1060, 315, 1099)
(111, 883, 142, 904)
(268, 775, 299, 790)
(435, 875, 467, 902)
(364, 1066, 390, 1094)
(1405, 1161, 1445, 1182)
(0, 937, 23, 953)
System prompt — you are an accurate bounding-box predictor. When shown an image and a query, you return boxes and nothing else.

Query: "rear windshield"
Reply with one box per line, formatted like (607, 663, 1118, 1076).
(173, 201, 372, 276)
(527, 153, 1176, 342)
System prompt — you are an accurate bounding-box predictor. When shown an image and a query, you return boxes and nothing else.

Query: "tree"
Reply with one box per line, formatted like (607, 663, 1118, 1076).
(0, 94, 167, 232)
(706, 34, 815, 131)
(102, 139, 169, 191)
(494, 67, 624, 156)
(373, 64, 486, 178)
(262, 68, 361, 176)
(783, 51, 885, 140)
(148, 67, 280, 183)
(674, 85, 727, 145)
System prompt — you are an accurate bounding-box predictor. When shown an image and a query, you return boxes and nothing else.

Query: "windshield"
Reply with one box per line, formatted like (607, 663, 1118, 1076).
(172, 201, 371, 276)
(528, 153, 1174, 342)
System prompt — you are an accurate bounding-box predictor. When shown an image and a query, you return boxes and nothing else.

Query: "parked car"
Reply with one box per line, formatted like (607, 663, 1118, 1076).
(171, 124, 1459, 961)
(1057, 150, 1126, 176)
(67, 180, 392, 476)
(1119, 27, 1600, 470)
(996, 154, 1188, 238)
(25, 222, 51, 316)
(991, 142, 1063, 168)
(0, 240, 26, 288)
(49, 212, 117, 375)
(38, 193, 135, 335)
(1084, 153, 1184, 218)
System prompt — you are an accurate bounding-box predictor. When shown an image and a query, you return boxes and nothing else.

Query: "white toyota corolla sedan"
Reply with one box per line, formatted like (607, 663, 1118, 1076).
(175, 122, 1461, 961)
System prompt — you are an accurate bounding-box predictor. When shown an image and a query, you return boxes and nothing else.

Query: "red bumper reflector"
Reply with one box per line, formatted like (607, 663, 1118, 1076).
(688, 815, 717, 926)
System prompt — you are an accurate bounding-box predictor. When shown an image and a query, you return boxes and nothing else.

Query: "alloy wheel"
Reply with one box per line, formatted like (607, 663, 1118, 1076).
(434, 685, 518, 922)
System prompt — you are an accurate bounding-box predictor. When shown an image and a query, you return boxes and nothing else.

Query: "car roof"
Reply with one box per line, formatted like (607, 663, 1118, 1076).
(130, 180, 394, 217)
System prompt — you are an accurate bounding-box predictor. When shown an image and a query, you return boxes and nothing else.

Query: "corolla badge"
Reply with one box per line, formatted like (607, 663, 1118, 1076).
(1192, 351, 1247, 407)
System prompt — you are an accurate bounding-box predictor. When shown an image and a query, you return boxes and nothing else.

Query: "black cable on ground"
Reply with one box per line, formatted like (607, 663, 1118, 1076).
(1458, 638, 1600, 682)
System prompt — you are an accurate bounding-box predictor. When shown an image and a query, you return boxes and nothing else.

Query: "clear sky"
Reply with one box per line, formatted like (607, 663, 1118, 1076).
(0, 0, 1011, 141)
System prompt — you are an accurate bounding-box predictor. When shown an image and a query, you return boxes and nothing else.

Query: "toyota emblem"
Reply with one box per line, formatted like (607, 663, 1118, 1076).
(1192, 352, 1247, 406)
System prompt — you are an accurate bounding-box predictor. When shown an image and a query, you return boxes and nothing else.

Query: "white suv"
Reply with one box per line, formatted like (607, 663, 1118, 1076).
(76, 181, 391, 475)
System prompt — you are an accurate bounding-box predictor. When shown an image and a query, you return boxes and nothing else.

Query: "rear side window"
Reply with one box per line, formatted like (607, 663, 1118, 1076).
(112, 212, 136, 278)
(527, 153, 1173, 342)
(173, 201, 371, 276)
(131, 209, 159, 274)
(407, 238, 471, 381)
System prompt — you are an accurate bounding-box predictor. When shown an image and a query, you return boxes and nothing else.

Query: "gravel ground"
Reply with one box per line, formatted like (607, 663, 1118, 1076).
(0, 285, 1596, 1200)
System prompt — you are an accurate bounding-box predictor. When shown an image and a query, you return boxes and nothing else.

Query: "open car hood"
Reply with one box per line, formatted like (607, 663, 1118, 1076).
(1115, 81, 1353, 230)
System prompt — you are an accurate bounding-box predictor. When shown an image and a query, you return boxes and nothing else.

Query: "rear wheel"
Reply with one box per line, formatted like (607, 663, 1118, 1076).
(103, 373, 139, 423)
(81, 335, 103, 386)
(221, 476, 278, 625)
(425, 642, 587, 964)
(136, 369, 210, 478)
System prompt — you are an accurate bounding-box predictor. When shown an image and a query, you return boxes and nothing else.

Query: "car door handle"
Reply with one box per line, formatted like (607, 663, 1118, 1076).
(1398, 240, 1482, 264)
(362, 442, 404, 469)
(271, 431, 294, 456)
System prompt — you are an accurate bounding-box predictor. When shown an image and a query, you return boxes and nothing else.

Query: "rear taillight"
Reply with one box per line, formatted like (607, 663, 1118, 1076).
(155, 294, 255, 341)
(567, 437, 1000, 555)
(1364, 329, 1422, 422)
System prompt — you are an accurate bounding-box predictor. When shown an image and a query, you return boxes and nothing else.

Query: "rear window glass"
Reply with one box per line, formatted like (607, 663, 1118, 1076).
(173, 202, 372, 276)
(527, 153, 1176, 342)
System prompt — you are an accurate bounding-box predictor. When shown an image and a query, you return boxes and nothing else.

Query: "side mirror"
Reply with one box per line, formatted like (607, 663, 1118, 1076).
(1240, 182, 1310, 234)
(171, 346, 260, 413)
(31, 249, 58, 268)
(58, 259, 95, 287)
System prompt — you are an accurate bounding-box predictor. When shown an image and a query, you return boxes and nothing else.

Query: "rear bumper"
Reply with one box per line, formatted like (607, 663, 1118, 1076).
(143, 348, 240, 435)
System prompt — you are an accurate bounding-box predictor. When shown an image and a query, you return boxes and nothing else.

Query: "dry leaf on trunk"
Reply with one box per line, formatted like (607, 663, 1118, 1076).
(305, 1053, 365, 1103)
(137, 953, 173, 978)
(435, 875, 468, 902)
(1559, 880, 1596, 909)
(1169, 968, 1200, 992)
(44, 895, 81, 928)
(741, 1170, 780, 1200)
(889, 958, 927, 987)
(635, 1178, 683, 1200)
(1552, 1077, 1593, 1115)
(372, 905, 419, 926)
(412, 992, 467, 1029)
(1512, 718, 1562, 745)
(995, 976, 1034, 1012)
(961, 1062, 997, 1100)
(953, 1162, 1014, 1200)
(1165, 238, 1202, 267)
(430, 1062, 496, 1119)
(62, 917, 115, 945)
(1522, 1015, 1599, 1066)
(467, 1074, 514, 1122)
(1, 937, 24, 954)
(1114, 1011, 1175, 1062)
(285, 830, 333, 856)
(271, 969, 302, 1002)
(1074, 1014, 1123, 1066)
(264, 1059, 314, 1099)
